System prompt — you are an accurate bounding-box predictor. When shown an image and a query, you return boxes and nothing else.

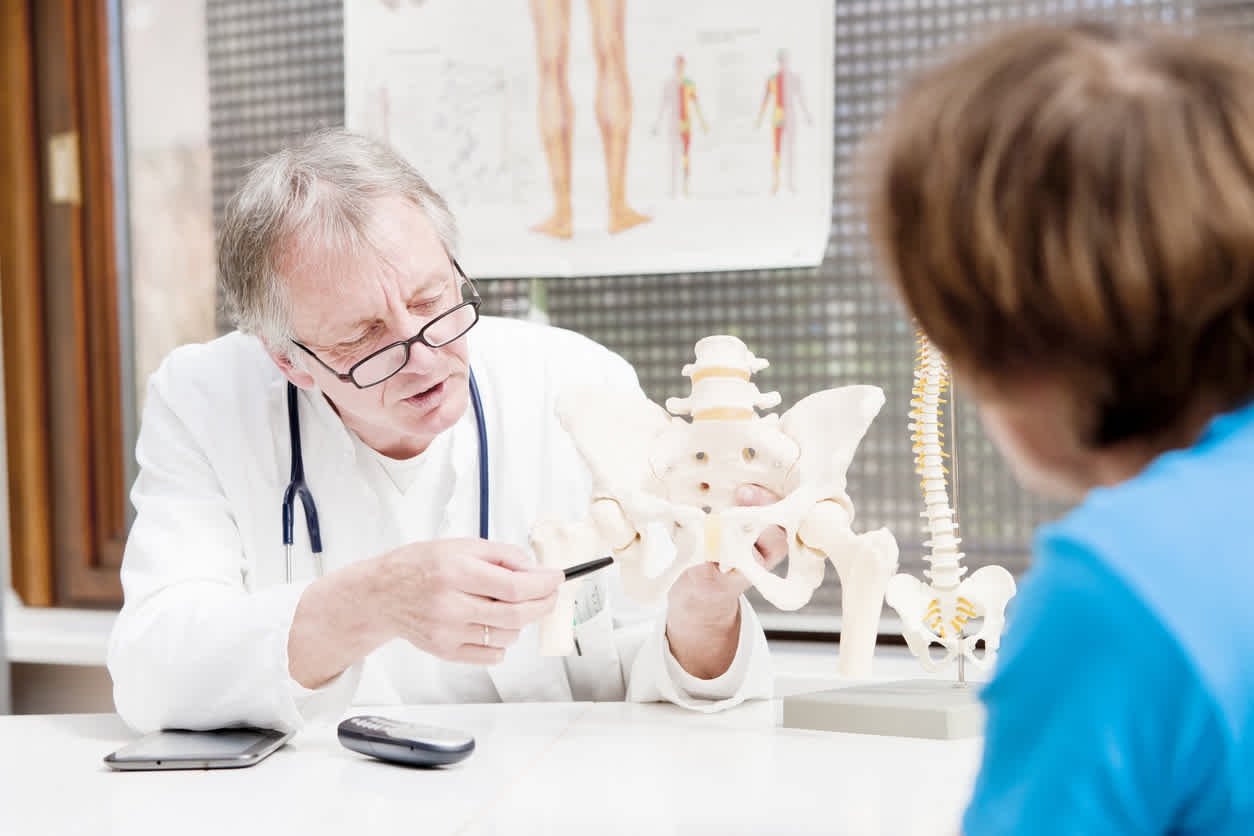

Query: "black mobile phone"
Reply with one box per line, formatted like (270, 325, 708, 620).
(103, 727, 293, 771)
(337, 715, 475, 767)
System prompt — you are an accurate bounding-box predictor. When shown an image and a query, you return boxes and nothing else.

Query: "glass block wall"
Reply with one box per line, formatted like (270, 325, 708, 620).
(205, 0, 1227, 625)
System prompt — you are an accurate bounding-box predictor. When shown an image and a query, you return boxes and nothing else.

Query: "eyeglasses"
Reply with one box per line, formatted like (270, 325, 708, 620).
(290, 260, 482, 389)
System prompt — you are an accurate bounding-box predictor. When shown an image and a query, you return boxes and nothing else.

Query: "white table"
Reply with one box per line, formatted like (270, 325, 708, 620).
(0, 698, 982, 835)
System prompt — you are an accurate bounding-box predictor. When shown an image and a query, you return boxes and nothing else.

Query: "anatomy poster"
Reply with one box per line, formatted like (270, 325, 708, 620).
(345, 0, 834, 278)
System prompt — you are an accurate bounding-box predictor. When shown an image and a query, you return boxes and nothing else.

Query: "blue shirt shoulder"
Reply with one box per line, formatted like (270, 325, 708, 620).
(964, 399, 1254, 835)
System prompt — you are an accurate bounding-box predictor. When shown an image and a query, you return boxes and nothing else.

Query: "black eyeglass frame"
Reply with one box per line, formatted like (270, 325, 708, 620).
(290, 259, 481, 389)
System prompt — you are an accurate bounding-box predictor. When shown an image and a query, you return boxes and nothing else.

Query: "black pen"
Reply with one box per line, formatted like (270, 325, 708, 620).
(563, 555, 614, 580)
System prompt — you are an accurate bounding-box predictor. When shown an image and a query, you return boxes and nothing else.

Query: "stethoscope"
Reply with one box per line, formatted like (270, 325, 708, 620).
(282, 369, 490, 582)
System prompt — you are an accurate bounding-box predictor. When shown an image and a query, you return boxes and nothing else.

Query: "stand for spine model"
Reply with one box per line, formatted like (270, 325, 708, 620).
(782, 334, 1017, 739)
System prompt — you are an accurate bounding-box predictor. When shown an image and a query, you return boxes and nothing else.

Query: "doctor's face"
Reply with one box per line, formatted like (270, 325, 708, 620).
(276, 196, 472, 459)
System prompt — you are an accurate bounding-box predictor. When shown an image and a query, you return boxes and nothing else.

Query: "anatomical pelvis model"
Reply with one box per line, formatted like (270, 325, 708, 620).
(531, 335, 899, 678)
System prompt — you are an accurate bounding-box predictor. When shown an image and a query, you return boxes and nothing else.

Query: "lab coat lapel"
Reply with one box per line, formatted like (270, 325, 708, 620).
(438, 409, 478, 542)
(446, 373, 572, 703)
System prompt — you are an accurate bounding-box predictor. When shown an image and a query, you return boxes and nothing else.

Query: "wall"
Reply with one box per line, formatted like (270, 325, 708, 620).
(124, 0, 217, 408)
(10, 664, 113, 715)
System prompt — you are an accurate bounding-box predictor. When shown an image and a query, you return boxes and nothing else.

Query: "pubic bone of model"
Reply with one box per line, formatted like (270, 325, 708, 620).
(884, 334, 1017, 673)
(530, 335, 899, 678)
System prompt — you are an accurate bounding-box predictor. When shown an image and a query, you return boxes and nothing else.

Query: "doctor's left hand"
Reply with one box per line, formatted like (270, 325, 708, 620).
(663, 483, 787, 679)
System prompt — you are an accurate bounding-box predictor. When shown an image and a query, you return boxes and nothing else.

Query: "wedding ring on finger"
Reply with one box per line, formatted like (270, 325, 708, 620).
(482, 625, 491, 648)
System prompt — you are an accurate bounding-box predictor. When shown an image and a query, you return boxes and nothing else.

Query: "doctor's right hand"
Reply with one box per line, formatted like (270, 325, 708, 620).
(375, 538, 564, 664)
(287, 540, 563, 690)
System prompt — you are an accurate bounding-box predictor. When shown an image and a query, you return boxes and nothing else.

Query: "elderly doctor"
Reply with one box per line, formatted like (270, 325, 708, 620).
(107, 129, 785, 733)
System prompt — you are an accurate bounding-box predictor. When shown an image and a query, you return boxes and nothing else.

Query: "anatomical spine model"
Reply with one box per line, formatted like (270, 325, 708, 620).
(884, 335, 1017, 673)
(531, 335, 899, 678)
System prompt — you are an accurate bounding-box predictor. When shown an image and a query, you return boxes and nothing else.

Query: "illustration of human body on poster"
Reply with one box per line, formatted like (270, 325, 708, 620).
(345, 0, 833, 277)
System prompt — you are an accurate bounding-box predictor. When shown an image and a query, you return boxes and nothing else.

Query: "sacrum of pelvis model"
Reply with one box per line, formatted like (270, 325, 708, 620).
(884, 333, 1017, 672)
(530, 335, 900, 678)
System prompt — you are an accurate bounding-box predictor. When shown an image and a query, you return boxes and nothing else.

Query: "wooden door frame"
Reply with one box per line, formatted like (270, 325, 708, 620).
(2, 0, 127, 607)
(1, 1, 55, 606)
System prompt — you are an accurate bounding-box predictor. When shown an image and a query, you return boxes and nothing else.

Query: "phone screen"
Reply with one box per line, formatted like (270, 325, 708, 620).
(118, 729, 276, 759)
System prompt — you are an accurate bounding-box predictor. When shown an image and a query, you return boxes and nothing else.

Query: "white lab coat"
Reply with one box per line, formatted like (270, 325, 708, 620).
(108, 317, 772, 733)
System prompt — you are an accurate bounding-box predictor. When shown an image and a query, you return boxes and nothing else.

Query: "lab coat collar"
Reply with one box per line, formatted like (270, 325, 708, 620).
(442, 371, 572, 702)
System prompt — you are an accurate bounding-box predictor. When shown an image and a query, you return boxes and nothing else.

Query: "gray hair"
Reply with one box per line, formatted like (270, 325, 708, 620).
(217, 128, 459, 357)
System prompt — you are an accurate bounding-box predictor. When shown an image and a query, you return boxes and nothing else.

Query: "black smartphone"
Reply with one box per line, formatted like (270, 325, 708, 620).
(103, 727, 293, 771)
(338, 715, 475, 767)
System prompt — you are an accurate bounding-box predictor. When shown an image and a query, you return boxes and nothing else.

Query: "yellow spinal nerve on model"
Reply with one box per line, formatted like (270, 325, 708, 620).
(885, 333, 1017, 674)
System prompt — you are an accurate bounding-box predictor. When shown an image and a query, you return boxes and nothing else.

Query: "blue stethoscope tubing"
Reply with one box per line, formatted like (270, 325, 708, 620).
(282, 369, 490, 582)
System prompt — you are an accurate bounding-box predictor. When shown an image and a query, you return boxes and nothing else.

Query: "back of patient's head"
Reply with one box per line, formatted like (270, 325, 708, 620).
(866, 21, 1254, 448)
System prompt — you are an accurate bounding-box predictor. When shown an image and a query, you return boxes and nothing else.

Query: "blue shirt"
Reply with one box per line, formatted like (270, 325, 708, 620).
(964, 398, 1254, 835)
